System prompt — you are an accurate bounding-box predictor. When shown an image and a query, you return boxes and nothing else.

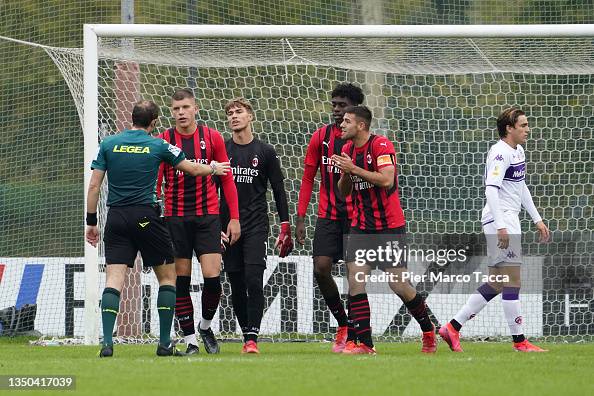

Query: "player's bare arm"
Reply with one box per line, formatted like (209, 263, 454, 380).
(535, 221, 550, 243)
(337, 170, 353, 197)
(295, 216, 306, 245)
(174, 159, 230, 177)
(496, 228, 510, 249)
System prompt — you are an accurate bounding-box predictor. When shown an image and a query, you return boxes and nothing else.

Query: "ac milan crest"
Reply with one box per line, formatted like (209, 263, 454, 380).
(200, 140, 206, 150)
(252, 156, 259, 167)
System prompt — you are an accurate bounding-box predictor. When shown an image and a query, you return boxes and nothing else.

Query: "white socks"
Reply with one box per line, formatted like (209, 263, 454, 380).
(199, 319, 212, 330)
(184, 333, 198, 346)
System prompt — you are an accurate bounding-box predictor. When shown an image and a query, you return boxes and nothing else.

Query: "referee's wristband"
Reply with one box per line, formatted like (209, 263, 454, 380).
(86, 212, 98, 226)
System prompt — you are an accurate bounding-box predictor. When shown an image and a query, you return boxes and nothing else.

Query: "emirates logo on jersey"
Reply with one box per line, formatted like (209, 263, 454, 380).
(252, 156, 259, 167)
(367, 154, 372, 164)
(200, 140, 206, 150)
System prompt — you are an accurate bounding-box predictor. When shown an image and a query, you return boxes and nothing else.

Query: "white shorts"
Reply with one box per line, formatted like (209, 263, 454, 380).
(482, 211, 522, 267)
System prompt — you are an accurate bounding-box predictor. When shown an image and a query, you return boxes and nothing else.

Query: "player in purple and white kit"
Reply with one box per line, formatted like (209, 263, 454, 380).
(440, 108, 550, 353)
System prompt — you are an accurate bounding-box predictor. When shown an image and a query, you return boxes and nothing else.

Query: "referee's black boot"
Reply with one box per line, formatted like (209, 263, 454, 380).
(198, 326, 220, 354)
(98, 344, 113, 358)
(156, 342, 186, 356)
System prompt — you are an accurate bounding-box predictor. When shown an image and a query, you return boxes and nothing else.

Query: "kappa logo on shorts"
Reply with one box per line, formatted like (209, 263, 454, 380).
(507, 251, 516, 259)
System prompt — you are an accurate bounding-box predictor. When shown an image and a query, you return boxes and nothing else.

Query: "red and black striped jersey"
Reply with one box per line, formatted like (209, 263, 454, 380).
(298, 124, 352, 220)
(157, 126, 238, 218)
(342, 134, 405, 231)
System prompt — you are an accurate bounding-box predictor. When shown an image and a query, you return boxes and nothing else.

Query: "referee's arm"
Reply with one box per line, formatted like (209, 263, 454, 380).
(87, 169, 105, 213)
(85, 169, 105, 247)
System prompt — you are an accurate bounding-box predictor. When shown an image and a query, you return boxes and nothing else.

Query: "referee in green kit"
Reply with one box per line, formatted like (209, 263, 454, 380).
(85, 100, 230, 358)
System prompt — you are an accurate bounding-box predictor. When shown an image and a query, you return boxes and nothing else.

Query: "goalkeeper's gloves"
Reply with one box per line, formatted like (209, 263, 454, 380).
(274, 222, 294, 258)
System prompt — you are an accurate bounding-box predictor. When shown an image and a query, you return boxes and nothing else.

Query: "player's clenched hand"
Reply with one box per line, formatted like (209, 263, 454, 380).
(86, 225, 99, 247)
(496, 228, 509, 249)
(210, 161, 231, 176)
(275, 222, 294, 258)
(295, 217, 306, 246)
(226, 219, 241, 245)
(535, 221, 550, 243)
(331, 153, 355, 174)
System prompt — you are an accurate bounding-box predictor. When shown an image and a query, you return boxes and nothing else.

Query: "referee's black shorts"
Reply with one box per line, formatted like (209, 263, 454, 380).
(164, 214, 222, 259)
(103, 205, 174, 268)
(344, 225, 407, 270)
(312, 217, 350, 262)
(223, 226, 268, 272)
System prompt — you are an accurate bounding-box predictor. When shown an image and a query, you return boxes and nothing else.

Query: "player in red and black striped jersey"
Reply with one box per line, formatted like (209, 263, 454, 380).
(156, 89, 240, 354)
(296, 83, 364, 353)
(333, 106, 437, 354)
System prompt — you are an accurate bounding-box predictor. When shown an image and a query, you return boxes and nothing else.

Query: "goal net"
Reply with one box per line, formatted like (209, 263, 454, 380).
(2, 24, 593, 344)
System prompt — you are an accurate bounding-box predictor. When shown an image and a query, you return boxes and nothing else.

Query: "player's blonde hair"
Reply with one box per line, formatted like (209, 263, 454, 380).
(224, 97, 255, 117)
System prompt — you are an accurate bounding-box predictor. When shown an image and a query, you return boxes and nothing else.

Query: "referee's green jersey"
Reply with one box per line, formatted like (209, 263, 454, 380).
(91, 129, 185, 206)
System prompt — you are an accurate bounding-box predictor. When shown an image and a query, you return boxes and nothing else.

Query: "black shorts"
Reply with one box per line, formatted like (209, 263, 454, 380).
(223, 229, 268, 272)
(164, 215, 222, 259)
(344, 225, 407, 270)
(312, 217, 350, 262)
(104, 205, 174, 268)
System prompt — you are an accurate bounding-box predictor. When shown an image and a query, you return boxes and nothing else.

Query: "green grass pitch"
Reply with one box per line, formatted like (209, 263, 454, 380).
(2, 339, 593, 396)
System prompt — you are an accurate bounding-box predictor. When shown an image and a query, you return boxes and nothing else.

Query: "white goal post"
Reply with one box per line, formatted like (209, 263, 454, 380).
(81, 24, 594, 345)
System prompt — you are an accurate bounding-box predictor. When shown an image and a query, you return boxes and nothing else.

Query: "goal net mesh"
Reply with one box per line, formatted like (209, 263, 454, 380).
(25, 35, 591, 343)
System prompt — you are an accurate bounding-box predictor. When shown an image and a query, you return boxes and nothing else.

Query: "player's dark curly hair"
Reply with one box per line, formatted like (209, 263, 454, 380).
(331, 83, 365, 105)
(132, 100, 159, 128)
(497, 108, 525, 138)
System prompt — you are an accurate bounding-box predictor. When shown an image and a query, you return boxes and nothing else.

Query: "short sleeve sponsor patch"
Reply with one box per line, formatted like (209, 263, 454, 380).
(377, 154, 393, 166)
(167, 144, 182, 157)
(492, 165, 500, 176)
